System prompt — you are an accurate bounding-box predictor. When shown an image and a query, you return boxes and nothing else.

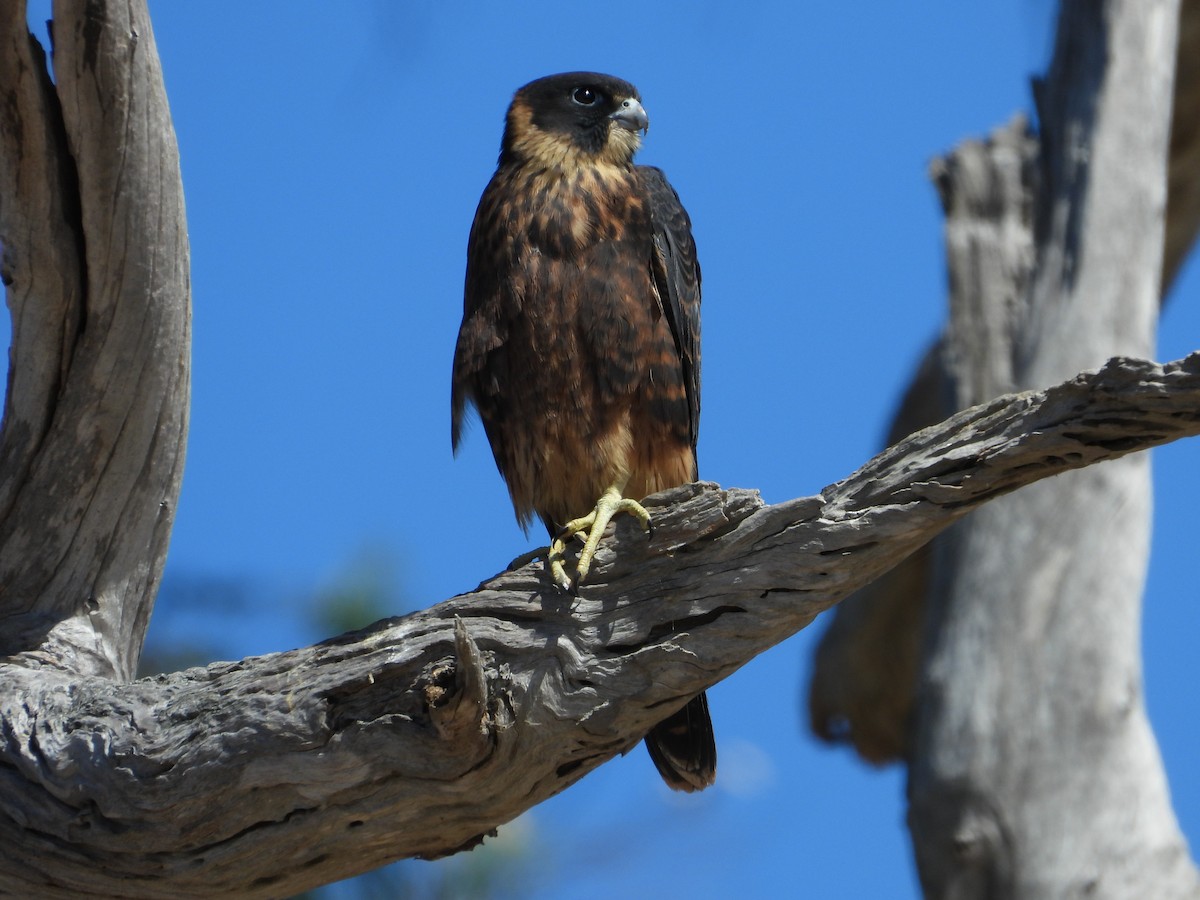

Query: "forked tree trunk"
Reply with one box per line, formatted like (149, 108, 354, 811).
(0, 0, 189, 679)
(812, 2, 1200, 897)
(3, 1, 1199, 898)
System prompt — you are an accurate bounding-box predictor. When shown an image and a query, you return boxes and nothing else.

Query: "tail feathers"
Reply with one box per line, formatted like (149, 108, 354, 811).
(643, 691, 716, 792)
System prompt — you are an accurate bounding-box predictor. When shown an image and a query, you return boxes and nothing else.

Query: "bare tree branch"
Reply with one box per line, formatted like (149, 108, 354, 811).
(811, 0, 1200, 770)
(1165, 0, 1200, 291)
(808, 340, 947, 762)
(811, 1, 1199, 896)
(1, 352, 1198, 898)
(3, 2, 1199, 897)
(0, 0, 189, 678)
(911, 0, 1194, 892)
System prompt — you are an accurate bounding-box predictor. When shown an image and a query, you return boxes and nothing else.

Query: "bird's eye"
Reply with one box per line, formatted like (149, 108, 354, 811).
(572, 87, 598, 106)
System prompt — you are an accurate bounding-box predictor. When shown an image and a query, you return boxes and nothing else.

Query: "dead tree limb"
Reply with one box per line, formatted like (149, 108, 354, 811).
(0, 0, 189, 679)
(811, 0, 1200, 769)
(907, 2, 1195, 893)
(4, 2, 1200, 898)
(810, 1, 1200, 897)
(1, 353, 1199, 898)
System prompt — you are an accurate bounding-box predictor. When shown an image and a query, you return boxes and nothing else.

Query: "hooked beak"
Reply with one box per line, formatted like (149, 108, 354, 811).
(610, 97, 649, 135)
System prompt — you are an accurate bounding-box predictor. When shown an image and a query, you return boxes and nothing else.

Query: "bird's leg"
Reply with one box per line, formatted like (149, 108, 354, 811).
(548, 481, 651, 590)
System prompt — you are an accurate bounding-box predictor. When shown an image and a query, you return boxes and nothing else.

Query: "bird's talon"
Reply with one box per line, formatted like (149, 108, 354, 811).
(540, 487, 654, 589)
(548, 536, 577, 591)
(452, 72, 713, 790)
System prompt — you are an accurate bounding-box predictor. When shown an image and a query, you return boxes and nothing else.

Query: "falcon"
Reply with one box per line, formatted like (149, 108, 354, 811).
(452, 73, 714, 792)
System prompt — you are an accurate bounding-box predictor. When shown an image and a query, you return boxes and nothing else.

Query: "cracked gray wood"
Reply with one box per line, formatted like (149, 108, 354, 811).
(0, 0, 189, 679)
(812, 0, 1200, 770)
(3, 1, 1200, 898)
(810, 1, 1200, 897)
(3, 353, 1200, 897)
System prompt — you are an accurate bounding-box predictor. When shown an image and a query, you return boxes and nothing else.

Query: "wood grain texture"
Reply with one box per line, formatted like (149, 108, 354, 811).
(909, 2, 1196, 897)
(3, 2, 1199, 897)
(1165, 0, 1200, 292)
(811, 0, 1200, 774)
(0, 0, 190, 678)
(1, 352, 1198, 897)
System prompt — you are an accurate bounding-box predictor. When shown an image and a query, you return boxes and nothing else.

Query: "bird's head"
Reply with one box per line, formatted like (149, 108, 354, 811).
(499, 72, 649, 170)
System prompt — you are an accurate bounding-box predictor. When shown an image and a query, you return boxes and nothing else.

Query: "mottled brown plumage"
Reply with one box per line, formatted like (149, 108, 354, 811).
(451, 72, 713, 791)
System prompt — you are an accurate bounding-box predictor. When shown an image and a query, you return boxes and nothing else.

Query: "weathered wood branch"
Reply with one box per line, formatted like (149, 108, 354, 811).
(1166, 0, 1200, 292)
(1, 353, 1198, 898)
(813, 1, 1199, 897)
(811, 0, 1200, 771)
(4, 2, 1199, 897)
(0, 0, 190, 678)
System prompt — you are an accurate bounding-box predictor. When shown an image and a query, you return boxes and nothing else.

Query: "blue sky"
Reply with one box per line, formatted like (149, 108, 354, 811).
(14, 2, 1200, 897)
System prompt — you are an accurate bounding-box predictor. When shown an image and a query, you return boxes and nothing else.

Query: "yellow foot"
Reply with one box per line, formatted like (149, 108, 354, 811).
(548, 486, 651, 591)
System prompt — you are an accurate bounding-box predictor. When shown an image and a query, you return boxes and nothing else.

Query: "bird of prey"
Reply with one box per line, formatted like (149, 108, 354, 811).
(451, 72, 714, 792)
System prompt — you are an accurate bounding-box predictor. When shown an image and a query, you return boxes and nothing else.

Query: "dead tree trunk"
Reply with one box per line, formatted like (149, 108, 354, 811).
(0, 353, 1198, 896)
(3, 1, 1200, 897)
(811, 2, 1200, 897)
(0, 0, 189, 679)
